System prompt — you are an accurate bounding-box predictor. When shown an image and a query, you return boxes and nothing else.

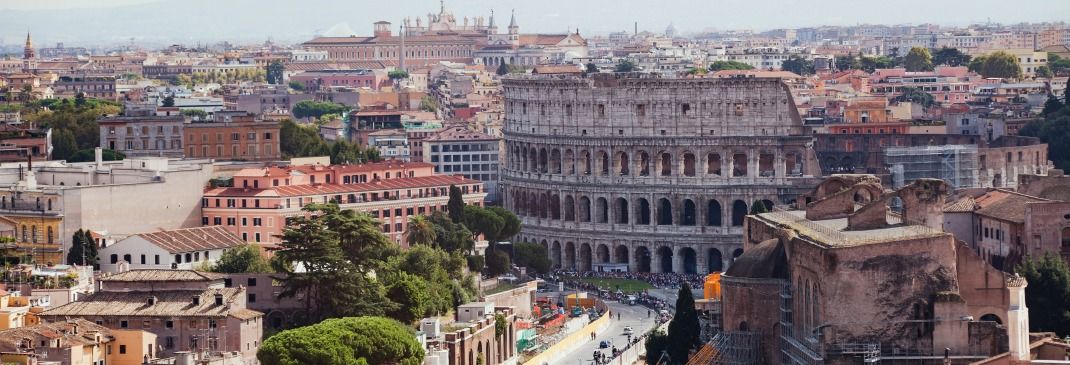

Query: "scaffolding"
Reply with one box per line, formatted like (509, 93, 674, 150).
(885, 145, 979, 189)
(828, 343, 881, 363)
(708, 330, 763, 365)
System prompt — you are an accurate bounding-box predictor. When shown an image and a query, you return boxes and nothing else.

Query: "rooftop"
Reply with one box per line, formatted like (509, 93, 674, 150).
(134, 226, 245, 254)
(754, 209, 947, 248)
(41, 288, 257, 318)
(204, 174, 479, 198)
(99, 270, 225, 283)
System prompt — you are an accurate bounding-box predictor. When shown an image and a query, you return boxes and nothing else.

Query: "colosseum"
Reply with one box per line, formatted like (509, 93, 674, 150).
(500, 73, 823, 274)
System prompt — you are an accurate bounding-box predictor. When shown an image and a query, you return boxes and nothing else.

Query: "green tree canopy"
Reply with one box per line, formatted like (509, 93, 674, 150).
(932, 47, 971, 67)
(427, 211, 475, 253)
(585, 62, 599, 74)
(496, 62, 509, 76)
(903, 47, 934, 72)
(708, 60, 754, 71)
(484, 249, 511, 276)
(512, 242, 551, 275)
(266, 60, 285, 84)
(464, 205, 504, 243)
(1018, 253, 1070, 336)
(1019, 100, 1070, 170)
(384, 272, 432, 324)
(293, 100, 350, 120)
(67, 149, 124, 163)
(209, 244, 272, 273)
(615, 59, 637, 73)
(486, 206, 520, 243)
(749, 200, 769, 215)
(161, 95, 175, 107)
(1036, 65, 1054, 79)
(666, 283, 700, 364)
(644, 330, 670, 365)
(447, 185, 466, 223)
(405, 215, 437, 247)
(893, 87, 937, 107)
(258, 316, 424, 365)
(52, 128, 78, 161)
(970, 51, 1023, 79)
(780, 56, 815, 75)
(388, 70, 410, 80)
(288, 80, 305, 91)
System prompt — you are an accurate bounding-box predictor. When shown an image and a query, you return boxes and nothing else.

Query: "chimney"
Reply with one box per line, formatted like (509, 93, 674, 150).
(94, 147, 103, 170)
(147, 296, 157, 306)
(1007, 274, 1030, 362)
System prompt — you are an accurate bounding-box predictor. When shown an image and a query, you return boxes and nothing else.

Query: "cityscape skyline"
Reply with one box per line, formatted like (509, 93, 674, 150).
(1, 0, 1069, 47)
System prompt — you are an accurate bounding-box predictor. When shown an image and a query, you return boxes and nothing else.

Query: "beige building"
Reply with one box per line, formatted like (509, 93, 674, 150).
(39, 270, 263, 364)
(0, 318, 157, 365)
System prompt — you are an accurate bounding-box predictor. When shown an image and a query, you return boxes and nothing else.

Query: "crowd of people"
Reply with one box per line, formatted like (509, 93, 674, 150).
(547, 270, 708, 292)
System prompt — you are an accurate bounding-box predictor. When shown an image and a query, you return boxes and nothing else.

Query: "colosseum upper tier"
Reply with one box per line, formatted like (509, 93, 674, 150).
(501, 73, 823, 275)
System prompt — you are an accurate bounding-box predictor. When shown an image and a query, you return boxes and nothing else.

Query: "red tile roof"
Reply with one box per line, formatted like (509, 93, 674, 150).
(205, 174, 478, 198)
(134, 226, 245, 254)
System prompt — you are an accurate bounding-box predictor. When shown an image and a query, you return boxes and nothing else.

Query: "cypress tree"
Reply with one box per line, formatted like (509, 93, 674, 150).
(447, 185, 465, 224)
(667, 283, 700, 364)
(66, 229, 85, 265)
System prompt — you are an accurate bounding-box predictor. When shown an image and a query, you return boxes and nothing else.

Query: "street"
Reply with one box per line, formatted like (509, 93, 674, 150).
(551, 298, 659, 365)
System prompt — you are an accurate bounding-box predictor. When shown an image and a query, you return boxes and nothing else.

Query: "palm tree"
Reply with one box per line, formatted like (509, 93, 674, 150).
(405, 216, 437, 246)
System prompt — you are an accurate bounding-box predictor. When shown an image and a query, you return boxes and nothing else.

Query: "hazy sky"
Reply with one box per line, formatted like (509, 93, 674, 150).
(1, 0, 1068, 46)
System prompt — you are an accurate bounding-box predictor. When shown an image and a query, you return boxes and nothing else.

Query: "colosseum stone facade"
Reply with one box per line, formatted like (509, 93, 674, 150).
(501, 73, 823, 274)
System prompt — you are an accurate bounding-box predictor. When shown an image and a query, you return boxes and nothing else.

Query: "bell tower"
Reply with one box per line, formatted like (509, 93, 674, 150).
(24, 32, 35, 60)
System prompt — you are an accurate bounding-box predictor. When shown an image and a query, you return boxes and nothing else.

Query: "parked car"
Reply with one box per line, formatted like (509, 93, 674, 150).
(623, 326, 634, 335)
(599, 340, 610, 349)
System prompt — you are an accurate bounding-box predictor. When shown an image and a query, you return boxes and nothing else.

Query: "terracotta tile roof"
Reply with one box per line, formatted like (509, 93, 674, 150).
(943, 197, 977, 213)
(519, 34, 586, 47)
(532, 65, 582, 75)
(40, 288, 259, 318)
(0, 319, 111, 352)
(424, 127, 497, 142)
(100, 270, 226, 283)
(229, 308, 261, 320)
(205, 174, 478, 198)
(685, 342, 718, 365)
(133, 226, 245, 254)
(974, 190, 1050, 223)
(712, 70, 803, 79)
(291, 161, 434, 174)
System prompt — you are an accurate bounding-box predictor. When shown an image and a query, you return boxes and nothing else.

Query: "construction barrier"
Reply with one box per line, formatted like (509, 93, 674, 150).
(522, 311, 612, 365)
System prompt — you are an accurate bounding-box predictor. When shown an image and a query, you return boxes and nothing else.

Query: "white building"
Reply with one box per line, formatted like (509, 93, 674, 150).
(290, 50, 329, 62)
(98, 226, 244, 273)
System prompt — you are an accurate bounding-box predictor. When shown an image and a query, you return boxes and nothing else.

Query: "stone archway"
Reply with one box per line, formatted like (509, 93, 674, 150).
(579, 243, 593, 272)
(551, 241, 562, 269)
(635, 246, 652, 272)
(679, 247, 697, 274)
(565, 242, 576, 269)
(614, 245, 629, 265)
(596, 244, 610, 264)
(708, 248, 724, 272)
(657, 246, 674, 273)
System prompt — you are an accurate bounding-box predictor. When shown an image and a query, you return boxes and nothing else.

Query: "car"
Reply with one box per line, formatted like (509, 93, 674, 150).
(622, 326, 634, 335)
(599, 340, 610, 349)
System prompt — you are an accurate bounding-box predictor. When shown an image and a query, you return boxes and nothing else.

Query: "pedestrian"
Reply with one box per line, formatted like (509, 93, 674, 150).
(647, 309, 651, 318)
(617, 312, 621, 320)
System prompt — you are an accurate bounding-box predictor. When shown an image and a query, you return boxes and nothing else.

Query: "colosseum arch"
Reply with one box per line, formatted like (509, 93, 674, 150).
(528, 148, 539, 173)
(564, 149, 576, 175)
(595, 198, 609, 223)
(527, 192, 538, 217)
(538, 148, 549, 173)
(732, 153, 748, 176)
(682, 199, 697, 226)
(656, 246, 674, 273)
(596, 244, 610, 264)
(707, 153, 722, 175)
(614, 198, 629, 224)
(512, 145, 521, 170)
(760, 199, 775, 211)
(614, 245, 629, 265)
(708, 248, 724, 272)
(658, 152, 673, 176)
(636, 198, 652, 225)
(679, 247, 698, 274)
(786, 152, 802, 175)
(635, 246, 652, 272)
(539, 192, 550, 219)
(731, 200, 748, 226)
(580, 150, 592, 175)
(565, 241, 576, 269)
(682, 152, 697, 176)
(550, 149, 562, 174)
(637, 151, 651, 176)
(657, 198, 673, 225)
(759, 153, 775, 177)
(616, 151, 630, 176)
(597, 150, 610, 176)
(578, 197, 592, 222)
(549, 194, 561, 220)
(563, 195, 576, 221)
(552, 241, 562, 268)
(706, 199, 723, 226)
(579, 243, 593, 271)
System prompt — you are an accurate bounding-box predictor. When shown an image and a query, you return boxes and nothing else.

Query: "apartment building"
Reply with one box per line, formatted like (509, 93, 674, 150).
(200, 161, 486, 246)
(98, 106, 185, 158)
(183, 111, 281, 162)
(422, 127, 501, 202)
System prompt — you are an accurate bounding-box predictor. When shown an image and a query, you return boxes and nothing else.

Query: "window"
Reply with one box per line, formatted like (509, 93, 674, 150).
(120, 320, 128, 328)
(248, 277, 257, 287)
(119, 345, 126, 354)
(165, 320, 174, 328)
(248, 293, 257, 302)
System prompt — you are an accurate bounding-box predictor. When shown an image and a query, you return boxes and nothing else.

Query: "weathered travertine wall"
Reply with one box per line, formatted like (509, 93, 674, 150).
(501, 74, 821, 274)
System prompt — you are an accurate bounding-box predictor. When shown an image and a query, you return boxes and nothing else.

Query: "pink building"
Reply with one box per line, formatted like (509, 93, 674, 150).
(201, 161, 486, 246)
(288, 69, 382, 91)
(867, 66, 981, 105)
